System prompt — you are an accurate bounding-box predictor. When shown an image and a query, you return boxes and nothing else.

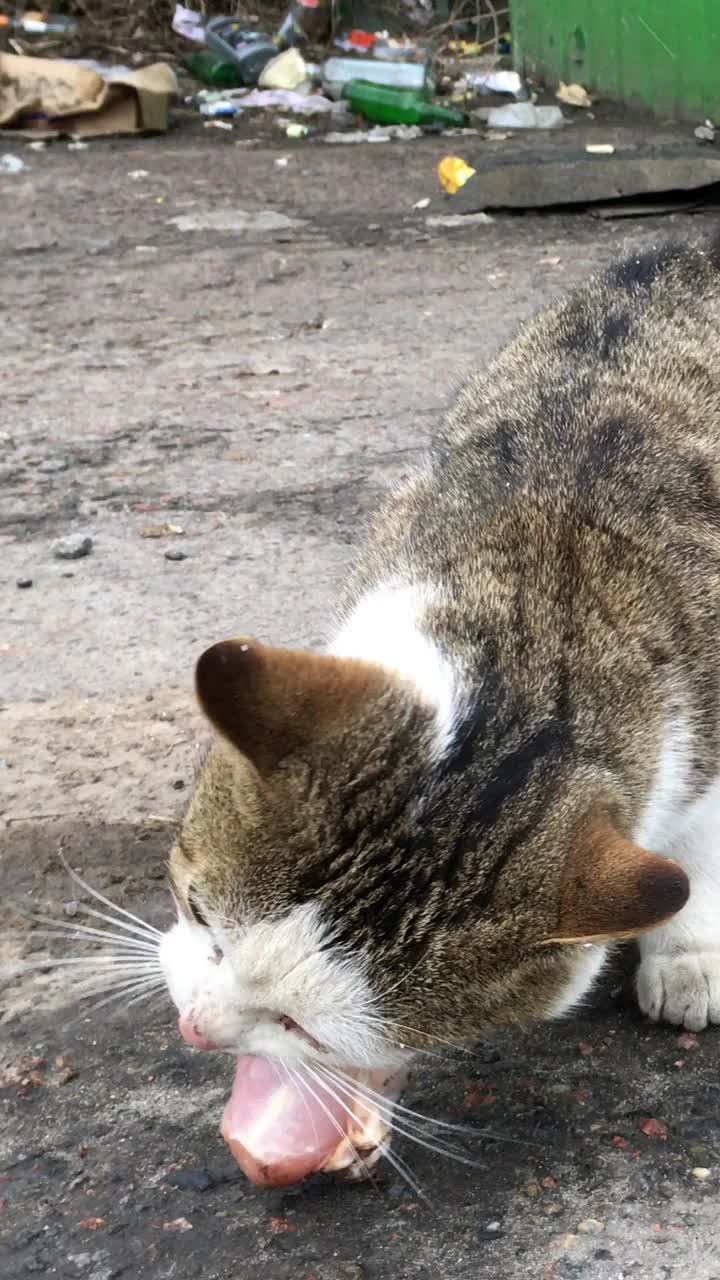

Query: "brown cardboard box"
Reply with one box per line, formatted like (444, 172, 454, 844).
(0, 54, 176, 137)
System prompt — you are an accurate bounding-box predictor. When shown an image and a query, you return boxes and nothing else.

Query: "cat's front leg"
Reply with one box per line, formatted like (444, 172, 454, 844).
(637, 871, 720, 1031)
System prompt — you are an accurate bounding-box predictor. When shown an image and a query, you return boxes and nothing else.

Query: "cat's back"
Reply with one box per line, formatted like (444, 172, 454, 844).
(358, 238, 720, 586)
(447, 236, 720, 483)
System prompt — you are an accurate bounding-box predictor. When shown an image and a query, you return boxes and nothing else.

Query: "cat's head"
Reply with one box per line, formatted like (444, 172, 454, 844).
(160, 637, 689, 1071)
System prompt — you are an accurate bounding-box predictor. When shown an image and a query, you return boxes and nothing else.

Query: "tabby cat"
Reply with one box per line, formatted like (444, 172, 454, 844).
(161, 238, 720, 1183)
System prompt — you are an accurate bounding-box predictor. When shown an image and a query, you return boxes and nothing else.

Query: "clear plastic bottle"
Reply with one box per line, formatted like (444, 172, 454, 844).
(321, 56, 432, 100)
(1, 11, 79, 35)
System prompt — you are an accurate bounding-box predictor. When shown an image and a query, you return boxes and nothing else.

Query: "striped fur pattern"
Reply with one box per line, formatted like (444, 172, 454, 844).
(166, 236, 720, 1061)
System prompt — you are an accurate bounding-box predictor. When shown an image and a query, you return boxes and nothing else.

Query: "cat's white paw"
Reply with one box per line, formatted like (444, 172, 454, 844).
(637, 950, 720, 1031)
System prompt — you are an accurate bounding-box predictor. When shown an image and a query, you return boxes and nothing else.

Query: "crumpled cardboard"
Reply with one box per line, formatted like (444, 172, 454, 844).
(0, 54, 176, 137)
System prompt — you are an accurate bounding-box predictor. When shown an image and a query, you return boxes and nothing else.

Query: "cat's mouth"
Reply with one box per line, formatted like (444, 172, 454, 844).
(220, 1054, 408, 1187)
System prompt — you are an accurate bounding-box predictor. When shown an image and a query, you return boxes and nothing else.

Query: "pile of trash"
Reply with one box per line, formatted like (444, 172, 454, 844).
(172, 1, 580, 140)
(0, 4, 593, 146)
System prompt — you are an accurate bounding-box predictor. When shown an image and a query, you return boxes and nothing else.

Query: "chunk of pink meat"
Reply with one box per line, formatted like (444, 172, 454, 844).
(221, 1055, 407, 1188)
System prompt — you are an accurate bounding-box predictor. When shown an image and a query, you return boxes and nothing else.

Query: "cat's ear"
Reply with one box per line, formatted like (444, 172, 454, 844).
(542, 815, 689, 945)
(195, 637, 389, 775)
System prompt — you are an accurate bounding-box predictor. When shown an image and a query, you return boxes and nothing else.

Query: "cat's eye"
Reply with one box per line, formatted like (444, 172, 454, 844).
(187, 888, 209, 928)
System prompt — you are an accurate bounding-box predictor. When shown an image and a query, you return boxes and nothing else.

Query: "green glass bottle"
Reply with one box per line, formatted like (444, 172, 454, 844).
(183, 52, 248, 90)
(344, 80, 468, 128)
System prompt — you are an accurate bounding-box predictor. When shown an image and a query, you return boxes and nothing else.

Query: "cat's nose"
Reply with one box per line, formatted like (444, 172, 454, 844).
(178, 1008, 221, 1052)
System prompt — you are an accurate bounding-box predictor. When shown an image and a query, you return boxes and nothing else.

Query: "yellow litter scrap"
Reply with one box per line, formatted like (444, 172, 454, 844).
(556, 81, 592, 108)
(438, 155, 476, 195)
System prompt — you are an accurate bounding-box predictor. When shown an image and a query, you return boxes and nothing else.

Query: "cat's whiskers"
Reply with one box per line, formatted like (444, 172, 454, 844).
(305, 1065, 433, 1206)
(9, 869, 167, 1022)
(58, 849, 163, 938)
(14, 948, 159, 969)
(327, 1064, 538, 1149)
(64, 974, 167, 1028)
(287, 1064, 382, 1195)
(23, 912, 160, 947)
(337, 1008, 492, 1067)
(317, 1065, 485, 1169)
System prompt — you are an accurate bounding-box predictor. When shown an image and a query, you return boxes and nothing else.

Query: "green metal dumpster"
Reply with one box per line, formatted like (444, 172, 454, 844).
(512, 1, 720, 123)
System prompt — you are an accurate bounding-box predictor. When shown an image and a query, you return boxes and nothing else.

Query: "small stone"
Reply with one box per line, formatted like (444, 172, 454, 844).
(37, 457, 69, 474)
(16, 577, 33, 588)
(692, 1167, 711, 1180)
(64, 900, 80, 918)
(165, 1167, 214, 1192)
(53, 533, 93, 561)
(164, 548, 187, 562)
(173, 779, 185, 791)
(577, 1218, 604, 1234)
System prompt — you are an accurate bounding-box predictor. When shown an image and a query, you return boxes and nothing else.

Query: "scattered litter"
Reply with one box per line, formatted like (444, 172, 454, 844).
(259, 49, 311, 92)
(78, 1217, 106, 1231)
(577, 1219, 605, 1234)
(321, 55, 429, 99)
(586, 143, 615, 154)
(53, 534, 93, 561)
(323, 123, 422, 144)
(459, 69, 524, 97)
(345, 81, 465, 128)
(205, 18, 278, 86)
(487, 102, 564, 129)
(0, 54, 176, 138)
(200, 99, 241, 117)
(204, 120, 233, 130)
(426, 212, 494, 229)
(162, 1217, 193, 1232)
(172, 4, 205, 43)
(438, 154, 476, 194)
(27, 140, 46, 151)
(692, 1167, 711, 1180)
(677, 1032, 700, 1051)
(695, 121, 715, 143)
(275, 156, 289, 167)
(184, 51, 247, 89)
(556, 81, 592, 108)
(0, 153, 25, 173)
(2, 11, 78, 35)
(134, 245, 157, 253)
(16, 577, 33, 589)
(237, 89, 338, 115)
(128, 169, 150, 180)
(413, 196, 430, 209)
(169, 208, 305, 234)
(335, 29, 377, 53)
(286, 122, 309, 138)
(68, 140, 89, 151)
(140, 523, 185, 539)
